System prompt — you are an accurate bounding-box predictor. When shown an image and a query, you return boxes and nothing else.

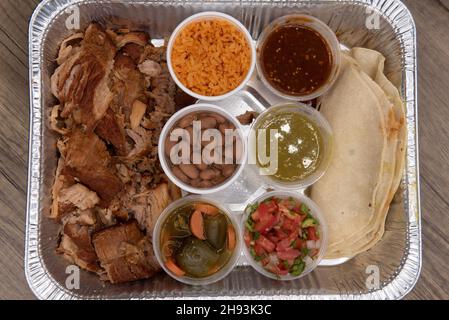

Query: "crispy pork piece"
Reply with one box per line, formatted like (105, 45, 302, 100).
(56, 32, 84, 65)
(50, 158, 76, 220)
(131, 183, 181, 234)
(48, 105, 70, 135)
(141, 44, 166, 63)
(149, 63, 176, 115)
(116, 32, 150, 49)
(126, 126, 153, 159)
(111, 53, 146, 121)
(122, 43, 145, 64)
(58, 184, 100, 210)
(52, 184, 100, 220)
(62, 130, 123, 204)
(92, 220, 159, 284)
(57, 210, 100, 273)
(51, 23, 117, 131)
(49, 26, 179, 284)
(138, 60, 162, 78)
(95, 108, 127, 155)
(237, 111, 259, 125)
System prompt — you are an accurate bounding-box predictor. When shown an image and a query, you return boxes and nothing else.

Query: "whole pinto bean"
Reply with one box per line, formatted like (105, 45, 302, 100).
(179, 164, 200, 180)
(190, 179, 202, 188)
(211, 175, 227, 186)
(198, 180, 213, 188)
(218, 122, 236, 135)
(178, 114, 195, 128)
(199, 116, 217, 129)
(210, 113, 227, 124)
(172, 166, 190, 183)
(165, 137, 177, 158)
(200, 168, 218, 181)
(195, 163, 209, 171)
(222, 164, 236, 178)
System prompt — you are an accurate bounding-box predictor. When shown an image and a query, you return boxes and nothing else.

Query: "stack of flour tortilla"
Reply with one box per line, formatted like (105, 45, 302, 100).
(311, 48, 407, 259)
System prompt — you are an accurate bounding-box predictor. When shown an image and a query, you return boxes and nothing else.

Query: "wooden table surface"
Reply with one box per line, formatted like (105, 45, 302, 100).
(0, 0, 448, 300)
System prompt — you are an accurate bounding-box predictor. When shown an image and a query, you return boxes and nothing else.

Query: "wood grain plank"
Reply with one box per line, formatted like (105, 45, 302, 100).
(0, 0, 38, 300)
(0, 0, 448, 300)
(401, 0, 449, 300)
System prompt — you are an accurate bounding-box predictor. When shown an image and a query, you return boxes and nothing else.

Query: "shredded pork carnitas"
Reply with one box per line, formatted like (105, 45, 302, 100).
(49, 23, 182, 284)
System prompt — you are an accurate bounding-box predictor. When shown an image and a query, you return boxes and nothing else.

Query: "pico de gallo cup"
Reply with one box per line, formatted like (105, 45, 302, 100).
(241, 191, 328, 281)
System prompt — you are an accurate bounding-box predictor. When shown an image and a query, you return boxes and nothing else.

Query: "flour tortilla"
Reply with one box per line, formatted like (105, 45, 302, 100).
(312, 48, 406, 259)
(310, 54, 387, 252)
(325, 61, 398, 258)
(341, 48, 407, 255)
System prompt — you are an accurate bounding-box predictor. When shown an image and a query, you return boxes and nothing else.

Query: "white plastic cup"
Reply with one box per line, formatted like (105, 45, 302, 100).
(241, 191, 328, 281)
(167, 11, 257, 101)
(158, 103, 248, 195)
(248, 102, 333, 190)
(256, 14, 341, 101)
(153, 196, 242, 286)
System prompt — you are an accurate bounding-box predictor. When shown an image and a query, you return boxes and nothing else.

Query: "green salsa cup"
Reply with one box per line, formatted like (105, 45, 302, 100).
(248, 103, 333, 190)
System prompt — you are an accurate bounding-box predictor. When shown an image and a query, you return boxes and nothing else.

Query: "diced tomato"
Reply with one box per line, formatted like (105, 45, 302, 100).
(256, 235, 276, 253)
(258, 201, 277, 216)
(254, 243, 266, 256)
(291, 204, 302, 214)
(266, 263, 289, 276)
(261, 257, 270, 266)
(307, 227, 318, 241)
(274, 229, 289, 241)
(277, 248, 301, 261)
(251, 209, 259, 221)
(281, 216, 299, 232)
(294, 238, 303, 250)
(254, 212, 278, 234)
(244, 230, 252, 247)
(276, 231, 298, 252)
(279, 199, 295, 211)
(267, 233, 279, 243)
(278, 203, 290, 216)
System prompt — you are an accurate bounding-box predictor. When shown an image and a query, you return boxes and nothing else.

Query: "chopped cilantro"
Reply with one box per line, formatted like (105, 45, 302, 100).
(302, 218, 317, 228)
(246, 218, 255, 232)
(250, 247, 257, 258)
(300, 203, 310, 215)
(290, 260, 306, 276)
(302, 247, 309, 257)
(246, 203, 259, 215)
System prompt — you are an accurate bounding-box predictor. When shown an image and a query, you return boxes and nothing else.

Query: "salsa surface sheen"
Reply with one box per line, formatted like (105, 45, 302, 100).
(260, 25, 332, 96)
(256, 110, 324, 182)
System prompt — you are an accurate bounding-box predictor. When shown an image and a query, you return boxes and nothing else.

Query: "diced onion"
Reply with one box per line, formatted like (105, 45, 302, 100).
(315, 239, 322, 249)
(304, 256, 314, 267)
(307, 240, 317, 250)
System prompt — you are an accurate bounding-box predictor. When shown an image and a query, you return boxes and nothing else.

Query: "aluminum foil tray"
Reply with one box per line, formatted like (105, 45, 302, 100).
(26, 0, 421, 300)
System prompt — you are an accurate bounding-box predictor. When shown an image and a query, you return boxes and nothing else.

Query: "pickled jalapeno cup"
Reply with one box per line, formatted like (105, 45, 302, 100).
(153, 196, 241, 285)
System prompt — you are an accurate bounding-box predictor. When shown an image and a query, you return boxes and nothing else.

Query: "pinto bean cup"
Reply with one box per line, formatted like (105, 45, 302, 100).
(158, 104, 247, 194)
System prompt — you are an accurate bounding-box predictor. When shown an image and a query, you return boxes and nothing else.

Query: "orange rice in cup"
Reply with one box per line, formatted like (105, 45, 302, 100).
(170, 16, 253, 97)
